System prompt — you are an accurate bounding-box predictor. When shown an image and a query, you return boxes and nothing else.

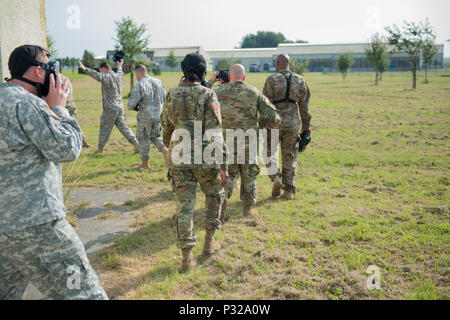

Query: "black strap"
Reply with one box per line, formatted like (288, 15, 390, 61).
(273, 72, 296, 104)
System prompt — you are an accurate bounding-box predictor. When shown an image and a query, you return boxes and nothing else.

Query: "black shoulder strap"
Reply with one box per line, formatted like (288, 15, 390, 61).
(273, 72, 296, 104)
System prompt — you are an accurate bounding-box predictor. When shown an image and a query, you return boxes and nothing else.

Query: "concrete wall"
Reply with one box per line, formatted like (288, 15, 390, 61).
(0, 0, 47, 82)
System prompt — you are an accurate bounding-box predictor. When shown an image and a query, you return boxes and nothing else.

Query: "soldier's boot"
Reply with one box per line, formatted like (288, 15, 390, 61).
(220, 198, 229, 224)
(132, 141, 140, 154)
(82, 137, 90, 148)
(139, 160, 150, 169)
(243, 205, 258, 217)
(203, 229, 221, 255)
(95, 147, 104, 154)
(180, 248, 196, 273)
(281, 190, 294, 200)
(272, 176, 282, 198)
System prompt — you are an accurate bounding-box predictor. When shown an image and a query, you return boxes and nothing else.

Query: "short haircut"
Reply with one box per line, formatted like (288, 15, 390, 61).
(99, 62, 111, 70)
(135, 64, 147, 72)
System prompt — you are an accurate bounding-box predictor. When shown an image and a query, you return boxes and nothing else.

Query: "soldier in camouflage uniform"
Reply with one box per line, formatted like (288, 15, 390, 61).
(263, 54, 312, 200)
(78, 60, 139, 154)
(0, 45, 107, 300)
(161, 53, 229, 272)
(127, 64, 169, 169)
(215, 64, 280, 219)
(60, 74, 90, 148)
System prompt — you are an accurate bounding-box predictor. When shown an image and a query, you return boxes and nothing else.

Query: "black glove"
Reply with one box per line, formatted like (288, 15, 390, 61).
(297, 131, 311, 153)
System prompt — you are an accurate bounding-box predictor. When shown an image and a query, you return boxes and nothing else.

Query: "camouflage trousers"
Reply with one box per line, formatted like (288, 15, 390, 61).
(0, 219, 108, 300)
(137, 118, 164, 162)
(98, 108, 137, 148)
(225, 164, 260, 208)
(168, 168, 224, 249)
(263, 127, 299, 193)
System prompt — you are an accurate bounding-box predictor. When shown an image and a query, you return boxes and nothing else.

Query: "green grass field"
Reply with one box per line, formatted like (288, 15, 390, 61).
(62, 69, 449, 300)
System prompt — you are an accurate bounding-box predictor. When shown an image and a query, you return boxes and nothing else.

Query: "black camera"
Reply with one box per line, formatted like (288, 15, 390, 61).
(113, 50, 126, 62)
(40, 60, 60, 97)
(297, 131, 311, 153)
(216, 70, 230, 83)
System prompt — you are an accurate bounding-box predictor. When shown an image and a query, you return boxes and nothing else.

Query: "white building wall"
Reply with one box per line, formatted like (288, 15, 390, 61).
(0, 0, 47, 82)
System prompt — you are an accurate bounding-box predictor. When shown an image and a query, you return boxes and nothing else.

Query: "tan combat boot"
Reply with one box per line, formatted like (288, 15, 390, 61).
(82, 137, 90, 148)
(281, 190, 294, 200)
(95, 147, 104, 154)
(180, 248, 196, 273)
(132, 141, 140, 154)
(272, 176, 282, 198)
(203, 229, 221, 255)
(243, 205, 258, 217)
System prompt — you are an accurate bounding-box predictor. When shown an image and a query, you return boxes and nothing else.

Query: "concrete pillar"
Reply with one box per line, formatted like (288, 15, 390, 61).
(0, 0, 47, 82)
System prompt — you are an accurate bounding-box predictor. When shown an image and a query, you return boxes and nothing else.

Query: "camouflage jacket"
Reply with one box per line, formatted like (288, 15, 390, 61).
(161, 82, 227, 170)
(263, 70, 311, 129)
(0, 83, 83, 232)
(215, 81, 281, 164)
(127, 75, 165, 120)
(85, 66, 124, 110)
(215, 81, 281, 130)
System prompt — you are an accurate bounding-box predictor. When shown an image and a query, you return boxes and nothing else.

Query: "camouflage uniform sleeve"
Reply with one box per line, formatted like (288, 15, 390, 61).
(158, 81, 166, 108)
(127, 81, 142, 111)
(204, 91, 228, 171)
(257, 92, 281, 128)
(262, 76, 274, 102)
(84, 68, 111, 84)
(116, 66, 124, 81)
(17, 99, 83, 163)
(298, 81, 312, 131)
(161, 91, 174, 147)
(65, 78, 77, 117)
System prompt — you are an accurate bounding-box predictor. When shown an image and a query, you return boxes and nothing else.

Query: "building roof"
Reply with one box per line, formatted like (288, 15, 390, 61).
(151, 46, 210, 59)
(207, 47, 277, 59)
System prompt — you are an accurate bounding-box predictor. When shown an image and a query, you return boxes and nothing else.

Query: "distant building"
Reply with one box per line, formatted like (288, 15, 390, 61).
(0, 0, 47, 82)
(206, 42, 445, 72)
(207, 48, 277, 72)
(151, 46, 213, 72)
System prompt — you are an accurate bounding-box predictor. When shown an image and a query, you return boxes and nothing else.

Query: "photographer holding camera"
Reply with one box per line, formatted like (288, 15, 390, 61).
(205, 70, 230, 88)
(0, 45, 107, 299)
(78, 54, 139, 154)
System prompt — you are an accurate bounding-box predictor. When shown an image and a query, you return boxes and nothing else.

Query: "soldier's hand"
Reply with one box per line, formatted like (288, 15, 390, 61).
(302, 128, 311, 135)
(210, 72, 218, 83)
(117, 59, 124, 67)
(78, 60, 86, 71)
(220, 169, 229, 187)
(43, 73, 69, 108)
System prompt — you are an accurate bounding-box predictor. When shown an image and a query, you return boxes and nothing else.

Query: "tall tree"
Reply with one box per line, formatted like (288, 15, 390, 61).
(81, 50, 96, 69)
(165, 50, 178, 71)
(337, 53, 354, 82)
(421, 20, 438, 84)
(239, 31, 307, 48)
(365, 34, 390, 85)
(69, 57, 78, 73)
(46, 33, 58, 58)
(113, 16, 150, 89)
(385, 20, 426, 89)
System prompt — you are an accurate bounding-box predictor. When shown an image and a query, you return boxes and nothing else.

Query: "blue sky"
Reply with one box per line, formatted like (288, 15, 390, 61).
(45, 0, 450, 58)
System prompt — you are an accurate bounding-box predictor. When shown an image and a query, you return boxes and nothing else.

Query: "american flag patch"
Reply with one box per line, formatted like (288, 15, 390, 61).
(212, 102, 220, 110)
